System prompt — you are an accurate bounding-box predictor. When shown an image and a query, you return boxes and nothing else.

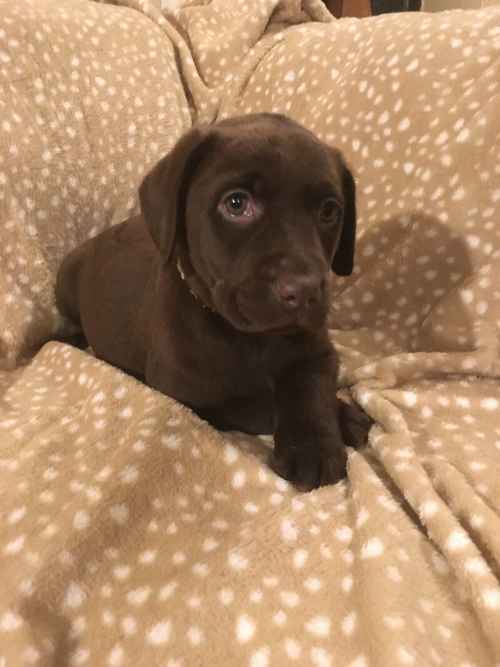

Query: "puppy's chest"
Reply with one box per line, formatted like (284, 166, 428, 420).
(204, 337, 273, 395)
(156, 322, 270, 403)
(208, 336, 299, 395)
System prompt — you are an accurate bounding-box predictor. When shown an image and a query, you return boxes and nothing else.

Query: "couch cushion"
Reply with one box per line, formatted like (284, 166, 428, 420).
(0, 0, 190, 366)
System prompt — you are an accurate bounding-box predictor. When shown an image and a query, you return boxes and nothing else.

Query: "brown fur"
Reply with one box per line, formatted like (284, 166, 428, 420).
(56, 113, 364, 490)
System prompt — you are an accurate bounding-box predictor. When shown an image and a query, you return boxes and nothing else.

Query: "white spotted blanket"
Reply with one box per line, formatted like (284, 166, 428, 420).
(1, 1, 500, 665)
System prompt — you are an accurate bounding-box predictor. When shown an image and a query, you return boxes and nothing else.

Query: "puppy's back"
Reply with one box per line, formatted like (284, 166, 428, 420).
(56, 217, 158, 378)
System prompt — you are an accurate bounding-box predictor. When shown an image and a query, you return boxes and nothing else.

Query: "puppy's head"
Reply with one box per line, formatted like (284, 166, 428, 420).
(140, 113, 356, 333)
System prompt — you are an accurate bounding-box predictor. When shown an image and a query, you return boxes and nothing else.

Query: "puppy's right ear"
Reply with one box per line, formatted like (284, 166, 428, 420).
(329, 149, 357, 277)
(139, 126, 211, 264)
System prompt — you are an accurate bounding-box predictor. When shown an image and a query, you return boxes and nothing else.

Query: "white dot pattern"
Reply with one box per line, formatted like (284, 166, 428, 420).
(1, 1, 500, 665)
(0, 0, 190, 367)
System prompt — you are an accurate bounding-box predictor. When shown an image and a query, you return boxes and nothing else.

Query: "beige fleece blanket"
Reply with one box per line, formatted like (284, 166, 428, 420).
(1, 1, 500, 665)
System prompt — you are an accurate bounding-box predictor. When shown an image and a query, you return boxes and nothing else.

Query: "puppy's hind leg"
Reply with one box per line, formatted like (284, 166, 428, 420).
(338, 399, 372, 450)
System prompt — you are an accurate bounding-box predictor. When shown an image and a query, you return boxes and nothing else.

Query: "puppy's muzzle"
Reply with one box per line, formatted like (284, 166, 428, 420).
(272, 273, 326, 312)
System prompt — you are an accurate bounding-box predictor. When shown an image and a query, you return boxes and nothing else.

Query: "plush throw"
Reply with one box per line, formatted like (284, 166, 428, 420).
(1, 1, 500, 665)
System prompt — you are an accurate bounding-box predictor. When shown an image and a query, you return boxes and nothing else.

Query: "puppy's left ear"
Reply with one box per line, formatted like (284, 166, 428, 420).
(331, 151, 357, 277)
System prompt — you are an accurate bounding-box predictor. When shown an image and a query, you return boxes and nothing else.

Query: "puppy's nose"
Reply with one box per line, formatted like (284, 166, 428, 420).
(273, 274, 324, 310)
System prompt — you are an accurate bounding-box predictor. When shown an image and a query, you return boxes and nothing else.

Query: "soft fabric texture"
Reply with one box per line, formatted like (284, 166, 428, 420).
(1, 0, 500, 665)
(0, 0, 190, 366)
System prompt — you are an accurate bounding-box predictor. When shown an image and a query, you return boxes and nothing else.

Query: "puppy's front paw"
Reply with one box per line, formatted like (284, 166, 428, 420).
(270, 437, 348, 491)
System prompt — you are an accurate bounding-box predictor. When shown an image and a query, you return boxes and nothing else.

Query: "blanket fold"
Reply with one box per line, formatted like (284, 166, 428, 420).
(1, 1, 500, 665)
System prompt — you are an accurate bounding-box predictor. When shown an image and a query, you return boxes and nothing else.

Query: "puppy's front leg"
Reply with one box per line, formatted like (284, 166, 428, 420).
(271, 352, 347, 491)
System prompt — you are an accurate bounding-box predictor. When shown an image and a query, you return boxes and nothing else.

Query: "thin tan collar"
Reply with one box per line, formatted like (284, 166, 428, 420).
(176, 257, 211, 311)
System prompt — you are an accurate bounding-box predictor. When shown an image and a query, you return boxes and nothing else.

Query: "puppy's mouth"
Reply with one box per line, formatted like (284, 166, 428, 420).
(234, 307, 303, 335)
(212, 281, 328, 335)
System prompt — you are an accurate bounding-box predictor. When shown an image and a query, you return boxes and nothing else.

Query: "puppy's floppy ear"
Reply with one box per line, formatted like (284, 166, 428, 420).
(139, 126, 212, 263)
(331, 150, 357, 277)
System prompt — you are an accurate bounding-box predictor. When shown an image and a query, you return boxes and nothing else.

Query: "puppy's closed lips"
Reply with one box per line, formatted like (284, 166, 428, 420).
(208, 266, 329, 334)
(234, 280, 329, 333)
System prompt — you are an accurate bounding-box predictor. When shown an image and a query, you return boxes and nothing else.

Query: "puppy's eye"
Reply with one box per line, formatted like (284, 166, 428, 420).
(318, 198, 341, 225)
(218, 190, 260, 223)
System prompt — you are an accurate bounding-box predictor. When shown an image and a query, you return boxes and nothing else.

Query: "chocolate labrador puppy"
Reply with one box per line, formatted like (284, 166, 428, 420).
(56, 113, 363, 490)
